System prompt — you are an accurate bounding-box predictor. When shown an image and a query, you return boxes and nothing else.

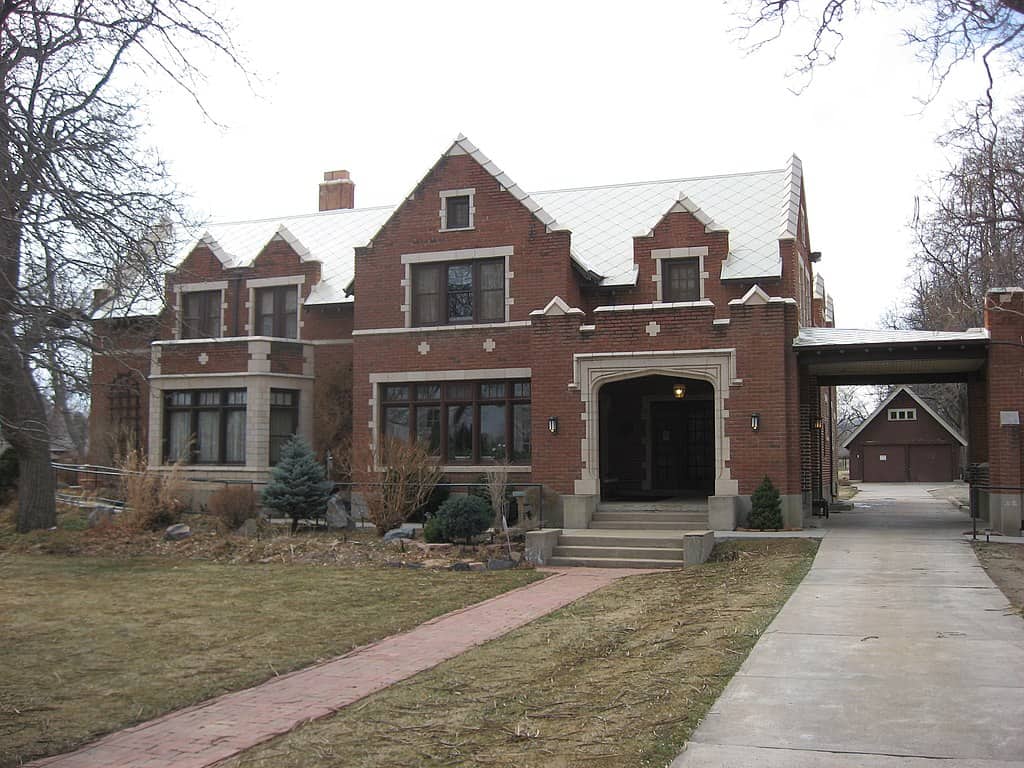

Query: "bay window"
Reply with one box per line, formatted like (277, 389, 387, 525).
(269, 389, 299, 464)
(164, 389, 246, 464)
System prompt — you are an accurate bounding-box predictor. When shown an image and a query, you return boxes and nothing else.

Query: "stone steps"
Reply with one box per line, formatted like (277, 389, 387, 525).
(550, 531, 688, 569)
(547, 556, 683, 569)
(590, 519, 709, 530)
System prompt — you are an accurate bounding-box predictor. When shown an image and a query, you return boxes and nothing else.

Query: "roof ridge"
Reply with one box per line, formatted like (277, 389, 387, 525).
(531, 166, 787, 196)
(204, 204, 394, 229)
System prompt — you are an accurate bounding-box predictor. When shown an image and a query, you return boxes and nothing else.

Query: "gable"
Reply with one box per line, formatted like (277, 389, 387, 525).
(843, 388, 967, 449)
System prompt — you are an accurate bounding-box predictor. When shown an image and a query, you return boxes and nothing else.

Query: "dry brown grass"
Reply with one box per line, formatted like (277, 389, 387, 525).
(207, 484, 261, 531)
(0, 555, 542, 767)
(974, 541, 1024, 613)
(117, 450, 187, 531)
(223, 539, 818, 768)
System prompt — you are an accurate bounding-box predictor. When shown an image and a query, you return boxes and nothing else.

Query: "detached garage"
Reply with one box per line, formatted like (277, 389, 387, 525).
(846, 387, 967, 483)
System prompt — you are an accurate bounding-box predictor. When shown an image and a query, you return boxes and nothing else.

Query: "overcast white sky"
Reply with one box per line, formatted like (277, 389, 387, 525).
(143, 1, 999, 330)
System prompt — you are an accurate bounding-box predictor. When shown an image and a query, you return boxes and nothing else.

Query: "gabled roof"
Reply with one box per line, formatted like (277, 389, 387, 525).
(97, 140, 809, 316)
(841, 386, 967, 449)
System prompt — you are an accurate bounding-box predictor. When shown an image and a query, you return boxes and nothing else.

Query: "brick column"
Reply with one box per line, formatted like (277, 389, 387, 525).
(984, 288, 1024, 535)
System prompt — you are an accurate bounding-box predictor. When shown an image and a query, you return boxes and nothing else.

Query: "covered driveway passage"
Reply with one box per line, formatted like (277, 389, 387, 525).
(795, 288, 1024, 535)
(673, 484, 1024, 767)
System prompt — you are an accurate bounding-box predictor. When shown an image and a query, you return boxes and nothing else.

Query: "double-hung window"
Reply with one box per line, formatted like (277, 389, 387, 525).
(380, 380, 531, 464)
(411, 259, 504, 326)
(181, 290, 221, 339)
(164, 389, 246, 464)
(255, 285, 299, 338)
(663, 259, 700, 302)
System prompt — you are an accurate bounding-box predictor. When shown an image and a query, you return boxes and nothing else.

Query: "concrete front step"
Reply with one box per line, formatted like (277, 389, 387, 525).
(558, 533, 686, 548)
(597, 501, 707, 513)
(592, 511, 708, 523)
(590, 520, 708, 530)
(553, 545, 685, 561)
(547, 556, 683, 569)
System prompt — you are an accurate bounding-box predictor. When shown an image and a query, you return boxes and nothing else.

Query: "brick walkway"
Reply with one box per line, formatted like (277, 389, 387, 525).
(32, 567, 649, 768)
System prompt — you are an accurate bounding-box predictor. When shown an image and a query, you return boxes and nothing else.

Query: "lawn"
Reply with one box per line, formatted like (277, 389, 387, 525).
(222, 539, 818, 768)
(0, 554, 541, 767)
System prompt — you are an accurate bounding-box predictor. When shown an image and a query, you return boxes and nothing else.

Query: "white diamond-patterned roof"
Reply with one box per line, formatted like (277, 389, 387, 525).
(532, 164, 795, 285)
(95, 147, 804, 316)
(794, 327, 990, 347)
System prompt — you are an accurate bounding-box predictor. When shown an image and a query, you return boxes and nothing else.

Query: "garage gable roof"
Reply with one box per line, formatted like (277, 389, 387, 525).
(841, 386, 967, 449)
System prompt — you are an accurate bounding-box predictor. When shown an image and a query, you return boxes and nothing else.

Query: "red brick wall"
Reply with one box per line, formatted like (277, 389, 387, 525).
(985, 290, 1024, 491)
(353, 153, 579, 332)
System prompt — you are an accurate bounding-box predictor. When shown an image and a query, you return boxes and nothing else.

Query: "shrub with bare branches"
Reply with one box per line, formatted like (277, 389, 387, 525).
(207, 485, 261, 532)
(359, 437, 443, 536)
(117, 450, 187, 531)
(486, 464, 509, 529)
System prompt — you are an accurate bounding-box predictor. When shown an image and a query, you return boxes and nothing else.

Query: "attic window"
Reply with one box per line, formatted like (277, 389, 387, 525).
(888, 408, 917, 421)
(440, 189, 474, 231)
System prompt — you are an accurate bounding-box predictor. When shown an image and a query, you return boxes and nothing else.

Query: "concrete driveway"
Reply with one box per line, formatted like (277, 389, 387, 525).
(673, 483, 1024, 767)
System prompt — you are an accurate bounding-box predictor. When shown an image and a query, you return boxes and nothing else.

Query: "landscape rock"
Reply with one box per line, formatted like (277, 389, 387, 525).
(384, 527, 414, 542)
(325, 494, 356, 531)
(450, 561, 471, 572)
(87, 507, 114, 528)
(236, 518, 260, 538)
(164, 523, 191, 541)
(486, 558, 516, 571)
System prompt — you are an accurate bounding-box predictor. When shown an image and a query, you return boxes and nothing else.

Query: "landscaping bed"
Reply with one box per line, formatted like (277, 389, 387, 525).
(0, 553, 542, 767)
(974, 541, 1024, 613)
(221, 539, 818, 768)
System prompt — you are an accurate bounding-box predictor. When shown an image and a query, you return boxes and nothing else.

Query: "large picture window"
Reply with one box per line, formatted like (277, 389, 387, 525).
(255, 285, 299, 338)
(380, 379, 530, 464)
(269, 389, 299, 464)
(164, 389, 246, 465)
(181, 290, 221, 339)
(663, 259, 700, 302)
(411, 259, 504, 326)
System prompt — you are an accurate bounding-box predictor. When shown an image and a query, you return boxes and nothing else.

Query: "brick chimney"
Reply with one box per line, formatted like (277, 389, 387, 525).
(319, 170, 355, 211)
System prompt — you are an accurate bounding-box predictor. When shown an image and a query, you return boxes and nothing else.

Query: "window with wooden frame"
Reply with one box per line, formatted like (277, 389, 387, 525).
(255, 285, 299, 338)
(108, 374, 141, 454)
(269, 389, 299, 465)
(180, 290, 221, 339)
(411, 259, 504, 326)
(440, 189, 474, 231)
(887, 408, 917, 421)
(163, 389, 246, 465)
(380, 379, 531, 464)
(662, 258, 700, 302)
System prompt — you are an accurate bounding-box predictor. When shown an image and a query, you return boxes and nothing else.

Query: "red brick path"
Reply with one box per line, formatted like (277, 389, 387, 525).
(31, 567, 649, 768)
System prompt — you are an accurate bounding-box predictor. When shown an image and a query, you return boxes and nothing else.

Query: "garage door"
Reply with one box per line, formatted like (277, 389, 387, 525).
(908, 444, 953, 482)
(863, 445, 907, 482)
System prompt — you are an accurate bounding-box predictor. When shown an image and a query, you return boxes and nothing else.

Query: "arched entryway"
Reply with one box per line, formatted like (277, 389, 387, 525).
(599, 375, 715, 501)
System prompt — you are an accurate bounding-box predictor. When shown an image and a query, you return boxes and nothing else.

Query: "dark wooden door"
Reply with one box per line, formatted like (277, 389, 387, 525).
(908, 444, 954, 482)
(651, 401, 714, 494)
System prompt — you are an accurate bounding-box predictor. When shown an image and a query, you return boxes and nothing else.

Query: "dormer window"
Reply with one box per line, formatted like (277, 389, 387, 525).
(255, 285, 299, 338)
(440, 189, 474, 231)
(663, 259, 700, 302)
(181, 290, 221, 339)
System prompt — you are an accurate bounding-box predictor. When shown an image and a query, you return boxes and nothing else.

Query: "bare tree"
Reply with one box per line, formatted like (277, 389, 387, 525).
(735, 1, 1024, 107)
(1, 1, 243, 531)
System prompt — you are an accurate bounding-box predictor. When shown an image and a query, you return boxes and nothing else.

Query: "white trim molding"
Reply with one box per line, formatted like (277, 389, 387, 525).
(569, 349, 739, 498)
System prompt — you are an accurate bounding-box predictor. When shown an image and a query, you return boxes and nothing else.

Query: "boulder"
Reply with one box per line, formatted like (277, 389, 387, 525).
(164, 523, 191, 541)
(325, 494, 356, 531)
(383, 527, 414, 542)
(87, 507, 114, 528)
(236, 518, 260, 538)
(450, 561, 471, 572)
(486, 558, 516, 571)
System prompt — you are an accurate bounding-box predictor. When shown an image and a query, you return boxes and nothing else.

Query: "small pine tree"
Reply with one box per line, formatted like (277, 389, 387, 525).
(262, 437, 331, 532)
(749, 475, 783, 530)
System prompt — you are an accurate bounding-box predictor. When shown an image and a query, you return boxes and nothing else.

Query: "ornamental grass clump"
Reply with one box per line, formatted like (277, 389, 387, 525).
(262, 437, 332, 533)
(749, 475, 783, 530)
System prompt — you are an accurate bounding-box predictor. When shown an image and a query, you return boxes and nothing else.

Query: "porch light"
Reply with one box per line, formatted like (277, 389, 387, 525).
(672, 382, 686, 399)
(548, 416, 559, 434)
(751, 413, 760, 432)
(814, 417, 824, 430)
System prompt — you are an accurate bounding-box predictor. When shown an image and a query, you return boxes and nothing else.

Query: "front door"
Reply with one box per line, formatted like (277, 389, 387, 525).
(650, 401, 714, 495)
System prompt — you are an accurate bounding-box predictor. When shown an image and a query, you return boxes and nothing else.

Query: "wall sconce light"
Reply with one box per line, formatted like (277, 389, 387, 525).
(672, 382, 686, 399)
(750, 413, 760, 432)
(548, 416, 559, 435)
(814, 417, 824, 430)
